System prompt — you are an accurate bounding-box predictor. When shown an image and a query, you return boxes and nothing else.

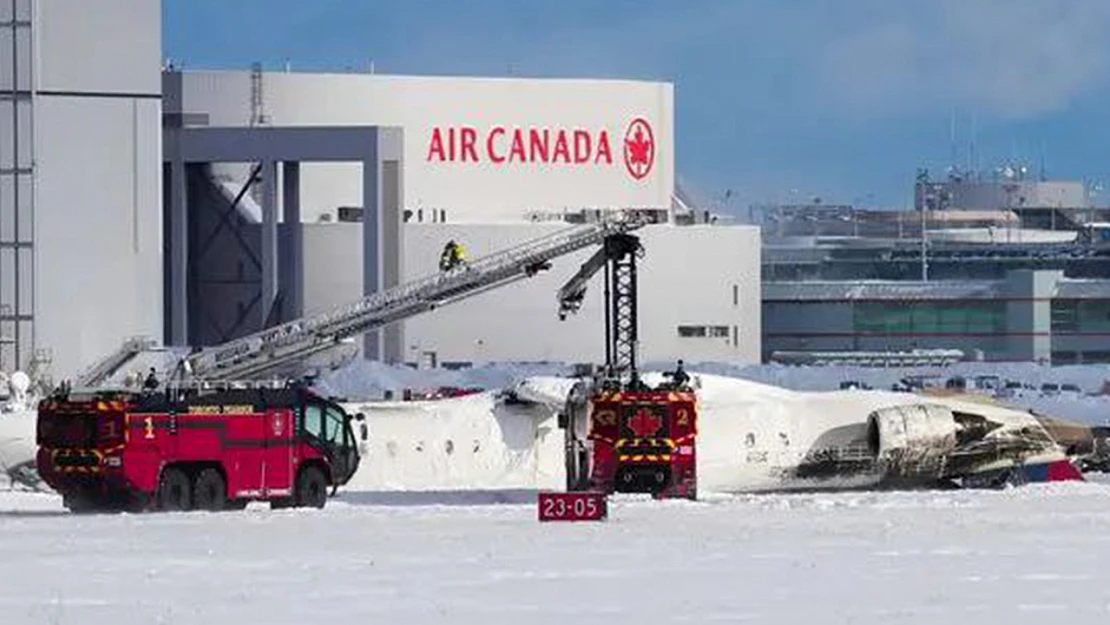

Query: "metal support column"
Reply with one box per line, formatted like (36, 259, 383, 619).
(260, 159, 278, 323)
(280, 161, 302, 322)
(167, 158, 189, 345)
(362, 155, 382, 361)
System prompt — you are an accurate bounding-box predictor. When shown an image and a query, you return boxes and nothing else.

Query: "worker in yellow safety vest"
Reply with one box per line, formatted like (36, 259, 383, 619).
(439, 240, 468, 271)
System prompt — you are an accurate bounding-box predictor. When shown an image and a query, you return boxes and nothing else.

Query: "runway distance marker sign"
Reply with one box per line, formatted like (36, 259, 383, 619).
(538, 491, 608, 522)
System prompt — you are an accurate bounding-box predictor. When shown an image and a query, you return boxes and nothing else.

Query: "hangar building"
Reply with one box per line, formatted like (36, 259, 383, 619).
(163, 69, 760, 369)
(2, 0, 760, 380)
(0, 0, 162, 380)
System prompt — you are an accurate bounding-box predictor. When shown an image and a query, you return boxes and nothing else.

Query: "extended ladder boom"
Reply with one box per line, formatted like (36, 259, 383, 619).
(178, 214, 648, 382)
(556, 232, 644, 378)
(77, 336, 159, 388)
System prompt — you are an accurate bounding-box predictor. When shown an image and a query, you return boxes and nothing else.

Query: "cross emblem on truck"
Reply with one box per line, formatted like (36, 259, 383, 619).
(627, 408, 662, 438)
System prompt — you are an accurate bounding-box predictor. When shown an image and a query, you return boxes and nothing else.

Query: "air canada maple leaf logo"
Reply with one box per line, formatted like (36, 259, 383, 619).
(623, 117, 655, 181)
(627, 408, 662, 438)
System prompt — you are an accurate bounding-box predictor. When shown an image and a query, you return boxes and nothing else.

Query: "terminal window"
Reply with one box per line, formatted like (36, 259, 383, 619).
(1051, 300, 1110, 334)
(853, 302, 1005, 335)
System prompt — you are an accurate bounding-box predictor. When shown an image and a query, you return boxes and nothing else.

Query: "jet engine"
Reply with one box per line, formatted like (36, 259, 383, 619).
(866, 404, 960, 481)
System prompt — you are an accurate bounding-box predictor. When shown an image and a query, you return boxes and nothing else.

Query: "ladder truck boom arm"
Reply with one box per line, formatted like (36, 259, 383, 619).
(556, 233, 642, 320)
(177, 214, 648, 382)
(556, 231, 644, 379)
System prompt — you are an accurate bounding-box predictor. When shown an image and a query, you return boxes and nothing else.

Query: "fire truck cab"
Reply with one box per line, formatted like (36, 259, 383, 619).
(586, 385, 697, 500)
(36, 385, 364, 513)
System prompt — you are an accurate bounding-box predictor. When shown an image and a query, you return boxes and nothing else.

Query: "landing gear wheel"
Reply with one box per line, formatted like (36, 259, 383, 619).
(158, 467, 193, 511)
(295, 466, 328, 509)
(193, 468, 227, 512)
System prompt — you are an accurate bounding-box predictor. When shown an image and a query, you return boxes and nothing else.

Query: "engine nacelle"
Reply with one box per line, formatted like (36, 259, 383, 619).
(866, 404, 959, 481)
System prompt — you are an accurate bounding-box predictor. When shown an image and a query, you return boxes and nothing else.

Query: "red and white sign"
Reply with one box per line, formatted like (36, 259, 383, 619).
(623, 117, 655, 180)
(426, 118, 656, 182)
(538, 491, 608, 522)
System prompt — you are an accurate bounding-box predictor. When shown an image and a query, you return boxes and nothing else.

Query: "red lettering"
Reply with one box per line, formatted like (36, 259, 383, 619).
(488, 127, 506, 163)
(552, 130, 570, 163)
(433, 126, 627, 167)
(573, 130, 591, 164)
(427, 128, 446, 162)
(509, 129, 527, 162)
(460, 126, 479, 162)
(595, 130, 612, 164)
(529, 129, 549, 162)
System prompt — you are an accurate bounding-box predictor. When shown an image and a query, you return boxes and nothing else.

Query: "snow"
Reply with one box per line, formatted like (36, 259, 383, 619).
(5, 483, 1110, 623)
(315, 360, 570, 400)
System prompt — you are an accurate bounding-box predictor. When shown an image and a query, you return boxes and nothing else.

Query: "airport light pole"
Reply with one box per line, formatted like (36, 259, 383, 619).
(920, 206, 929, 281)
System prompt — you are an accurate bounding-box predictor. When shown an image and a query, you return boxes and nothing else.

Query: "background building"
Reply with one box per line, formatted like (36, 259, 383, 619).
(765, 267, 1110, 364)
(166, 69, 760, 367)
(759, 164, 1110, 364)
(166, 70, 676, 224)
(4, 1, 760, 380)
(0, 0, 162, 379)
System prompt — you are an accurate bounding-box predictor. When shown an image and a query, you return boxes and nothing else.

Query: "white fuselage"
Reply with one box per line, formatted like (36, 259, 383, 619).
(341, 373, 1068, 496)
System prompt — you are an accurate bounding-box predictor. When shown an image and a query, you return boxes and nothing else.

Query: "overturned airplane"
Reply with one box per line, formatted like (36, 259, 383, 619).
(3, 371, 1107, 497)
(345, 372, 1108, 496)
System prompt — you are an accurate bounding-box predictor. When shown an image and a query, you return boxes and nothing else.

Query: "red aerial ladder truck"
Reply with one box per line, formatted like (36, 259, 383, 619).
(557, 232, 699, 500)
(36, 383, 363, 512)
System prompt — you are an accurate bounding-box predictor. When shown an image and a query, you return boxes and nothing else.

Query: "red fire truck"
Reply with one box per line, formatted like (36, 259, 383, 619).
(587, 387, 697, 499)
(36, 385, 363, 513)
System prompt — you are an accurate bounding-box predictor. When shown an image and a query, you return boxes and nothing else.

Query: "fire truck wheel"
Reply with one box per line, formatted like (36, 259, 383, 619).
(295, 466, 328, 509)
(193, 469, 228, 512)
(158, 467, 193, 512)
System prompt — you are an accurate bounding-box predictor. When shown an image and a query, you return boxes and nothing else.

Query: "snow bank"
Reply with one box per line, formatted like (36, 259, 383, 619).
(315, 359, 570, 400)
(653, 360, 1110, 394)
(321, 359, 1110, 399)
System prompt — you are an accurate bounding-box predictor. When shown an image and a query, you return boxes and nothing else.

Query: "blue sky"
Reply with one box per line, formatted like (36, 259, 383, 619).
(163, 0, 1110, 212)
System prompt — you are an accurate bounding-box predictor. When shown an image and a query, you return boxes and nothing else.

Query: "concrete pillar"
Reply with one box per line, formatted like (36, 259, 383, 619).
(381, 159, 404, 363)
(280, 161, 303, 322)
(1005, 269, 1062, 362)
(167, 157, 188, 345)
(362, 154, 382, 361)
(260, 159, 278, 324)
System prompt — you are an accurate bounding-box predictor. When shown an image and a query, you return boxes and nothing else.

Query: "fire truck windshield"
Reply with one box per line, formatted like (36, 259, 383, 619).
(301, 399, 360, 483)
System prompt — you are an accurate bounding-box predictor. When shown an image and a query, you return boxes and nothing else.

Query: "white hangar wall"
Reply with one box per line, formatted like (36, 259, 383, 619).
(300, 222, 761, 366)
(1, 0, 162, 379)
(169, 70, 674, 223)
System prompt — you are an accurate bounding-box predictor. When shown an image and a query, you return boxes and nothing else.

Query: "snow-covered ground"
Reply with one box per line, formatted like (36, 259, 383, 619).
(5, 482, 1110, 623)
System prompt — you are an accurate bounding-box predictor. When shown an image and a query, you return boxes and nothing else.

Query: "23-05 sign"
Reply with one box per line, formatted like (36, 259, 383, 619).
(537, 491, 608, 522)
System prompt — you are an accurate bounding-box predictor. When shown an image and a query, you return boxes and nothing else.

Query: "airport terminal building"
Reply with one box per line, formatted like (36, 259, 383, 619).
(762, 172, 1110, 364)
